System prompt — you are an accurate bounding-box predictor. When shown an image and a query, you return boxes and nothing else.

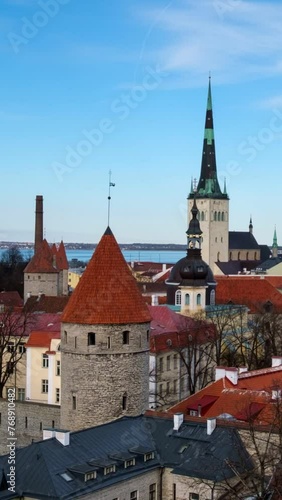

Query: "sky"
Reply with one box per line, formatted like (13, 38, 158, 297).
(1, 0, 282, 245)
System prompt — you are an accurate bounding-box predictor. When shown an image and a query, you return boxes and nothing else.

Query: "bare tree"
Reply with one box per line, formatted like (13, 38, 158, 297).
(0, 309, 32, 398)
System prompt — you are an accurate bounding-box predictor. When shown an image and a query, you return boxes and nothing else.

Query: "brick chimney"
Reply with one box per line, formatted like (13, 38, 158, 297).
(35, 195, 43, 254)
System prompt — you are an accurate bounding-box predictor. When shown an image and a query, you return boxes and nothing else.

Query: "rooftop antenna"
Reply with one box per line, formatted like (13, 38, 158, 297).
(107, 170, 115, 227)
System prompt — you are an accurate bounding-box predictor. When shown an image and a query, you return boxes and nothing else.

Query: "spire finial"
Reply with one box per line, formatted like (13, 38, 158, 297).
(107, 170, 115, 227)
(249, 215, 253, 234)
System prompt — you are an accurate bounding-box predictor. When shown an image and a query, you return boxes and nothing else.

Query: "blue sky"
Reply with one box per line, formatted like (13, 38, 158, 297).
(1, 0, 282, 245)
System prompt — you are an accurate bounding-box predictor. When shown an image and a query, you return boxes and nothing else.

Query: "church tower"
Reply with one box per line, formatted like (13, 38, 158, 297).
(272, 227, 278, 258)
(188, 78, 229, 272)
(166, 197, 216, 314)
(60, 227, 151, 431)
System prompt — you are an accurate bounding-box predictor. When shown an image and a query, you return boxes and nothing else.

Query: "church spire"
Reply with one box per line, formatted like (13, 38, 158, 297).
(249, 216, 253, 234)
(189, 77, 227, 199)
(272, 226, 278, 258)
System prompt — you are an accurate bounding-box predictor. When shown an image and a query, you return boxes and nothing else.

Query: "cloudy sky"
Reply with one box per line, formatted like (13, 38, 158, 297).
(1, 0, 282, 244)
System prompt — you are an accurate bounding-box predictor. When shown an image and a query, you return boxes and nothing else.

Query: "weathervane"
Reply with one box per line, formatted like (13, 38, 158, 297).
(107, 170, 115, 227)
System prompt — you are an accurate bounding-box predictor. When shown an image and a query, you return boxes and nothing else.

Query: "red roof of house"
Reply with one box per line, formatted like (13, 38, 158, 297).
(25, 331, 60, 348)
(0, 291, 23, 309)
(216, 276, 282, 313)
(62, 227, 151, 325)
(0, 311, 61, 337)
(25, 295, 69, 313)
(169, 365, 282, 426)
(149, 306, 215, 352)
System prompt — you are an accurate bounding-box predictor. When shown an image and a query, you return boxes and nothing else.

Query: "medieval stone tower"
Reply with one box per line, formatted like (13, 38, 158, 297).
(60, 226, 151, 431)
(188, 78, 229, 272)
(24, 196, 68, 302)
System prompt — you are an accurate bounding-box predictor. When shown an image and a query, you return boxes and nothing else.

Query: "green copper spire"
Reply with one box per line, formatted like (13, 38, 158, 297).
(273, 226, 278, 248)
(189, 77, 228, 200)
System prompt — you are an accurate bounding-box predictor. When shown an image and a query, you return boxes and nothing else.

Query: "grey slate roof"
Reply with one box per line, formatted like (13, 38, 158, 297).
(229, 232, 260, 250)
(0, 416, 253, 499)
(216, 260, 258, 275)
(255, 257, 282, 271)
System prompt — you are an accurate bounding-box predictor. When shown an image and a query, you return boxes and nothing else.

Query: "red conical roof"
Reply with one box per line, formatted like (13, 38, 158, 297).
(62, 227, 151, 325)
(25, 239, 58, 273)
(57, 241, 68, 270)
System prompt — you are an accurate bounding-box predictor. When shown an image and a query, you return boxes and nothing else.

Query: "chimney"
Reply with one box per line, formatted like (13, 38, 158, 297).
(43, 428, 56, 440)
(162, 263, 167, 272)
(272, 356, 282, 368)
(215, 367, 226, 381)
(151, 295, 159, 306)
(207, 418, 216, 435)
(238, 366, 248, 374)
(35, 195, 43, 254)
(173, 413, 184, 431)
(55, 429, 70, 446)
(225, 368, 238, 385)
(198, 404, 202, 417)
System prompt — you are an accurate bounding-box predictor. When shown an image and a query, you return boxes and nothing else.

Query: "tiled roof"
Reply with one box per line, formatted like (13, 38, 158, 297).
(24, 239, 68, 274)
(24, 239, 58, 274)
(62, 227, 151, 325)
(25, 331, 61, 348)
(0, 291, 23, 309)
(25, 295, 69, 313)
(0, 312, 61, 337)
(169, 365, 282, 426)
(229, 231, 260, 250)
(215, 276, 282, 313)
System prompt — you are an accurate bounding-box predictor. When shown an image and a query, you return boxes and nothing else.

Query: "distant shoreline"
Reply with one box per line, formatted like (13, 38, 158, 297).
(0, 241, 187, 252)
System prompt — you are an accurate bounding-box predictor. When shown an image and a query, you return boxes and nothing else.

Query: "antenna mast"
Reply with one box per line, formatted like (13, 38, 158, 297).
(107, 170, 115, 227)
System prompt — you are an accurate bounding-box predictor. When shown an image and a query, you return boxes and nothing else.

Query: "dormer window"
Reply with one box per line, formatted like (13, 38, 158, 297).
(125, 458, 135, 468)
(104, 465, 116, 475)
(144, 452, 154, 462)
(85, 471, 96, 481)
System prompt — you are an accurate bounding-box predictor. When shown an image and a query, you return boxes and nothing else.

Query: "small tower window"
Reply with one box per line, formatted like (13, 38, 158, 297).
(122, 331, 130, 345)
(185, 293, 190, 305)
(64, 331, 67, 344)
(217, 252, 220, 261)
(72, 396, 77, 410)
(175, 290, 181, 305)
(196, 294, 201, 306)
(122, 393, 127, 410)
(107, 337, 111, 349)
(201, 211, 205, 221)
(221, 212, 224, 221)
(88, 332, 96, 346)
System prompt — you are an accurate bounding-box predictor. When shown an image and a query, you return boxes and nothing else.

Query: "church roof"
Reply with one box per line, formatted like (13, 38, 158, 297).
(229, 231, 260, 250)
(62, 227, 151, 325)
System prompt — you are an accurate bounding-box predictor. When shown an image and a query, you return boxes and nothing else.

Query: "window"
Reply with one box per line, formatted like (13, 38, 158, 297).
(196, 294, 201, 306)
(88, 332, 96, 346)
(166, 355, 171, 371)
(56, 388, 60, 403)
(159, 357, 163, 373)
(166, 382, 170, 394)
(173, 354, 177, 369)
(144, 452, 154, 462)
(159, 384, 163, 397)
(185, 293, 190, 305)
(130, 491, 138, 500)
(173, 380, 177, 394)
(74, 336, 77, 348)
(85, 471, 96, 481)
(42, 354, 49, 368)
(173, 484, 176, 500)
(107, 337, 111, 349)
(175, 290, 181, 305)
(40, 422, 42, 431)
(210, 289, 215, 307)
(180, 378, 184, 393)
(149, 483, 156, 500)
(201, 211, 204, 221)
(7, 342, 14, 353)
(56, 360, 61, 376)
(147, 330, 150, 342)
(18, 388, 25, 401)
(189, 494, 199, 500)
(125, 458, 135, 468)
(122, 393, 127, 410)
(25, 417, 28, 429)
(52, 420, 55, 428)
(72, 396, 76, 410)
(60, 472, 73, 482)
(18, 343, 26, 354)
(64, 331, 67, 344)
(214, 211, 217, 221)
(122, 330, 129, 345)
(104, 465, 116, 475)
(42, 380, 48, 393)
(221, 211, 224, 221)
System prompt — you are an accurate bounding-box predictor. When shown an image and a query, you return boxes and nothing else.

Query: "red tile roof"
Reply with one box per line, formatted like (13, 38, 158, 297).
(0, 312, 61, 337)
(25, 331, 60, 348)
(0, 291, 23, 309)
(216, 276, 282, 313)
(169, 365, 282, 426)
(62, 227, 151, 325)
(24, 239, 68, 274)
(24, 239, 58, 274)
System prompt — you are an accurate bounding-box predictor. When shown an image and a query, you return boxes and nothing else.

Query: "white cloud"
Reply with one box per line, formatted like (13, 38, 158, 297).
(135, 0, 282, 85)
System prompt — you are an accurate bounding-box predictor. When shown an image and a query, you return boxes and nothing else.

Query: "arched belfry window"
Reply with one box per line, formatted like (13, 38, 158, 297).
(196, 294, 201, 306)
(175, 290, 181, 305)
(201, 211, 205, 221)
(185, 293, 190, 305)
(214, 211, 217, 221)
(221, 212, 224, 221)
